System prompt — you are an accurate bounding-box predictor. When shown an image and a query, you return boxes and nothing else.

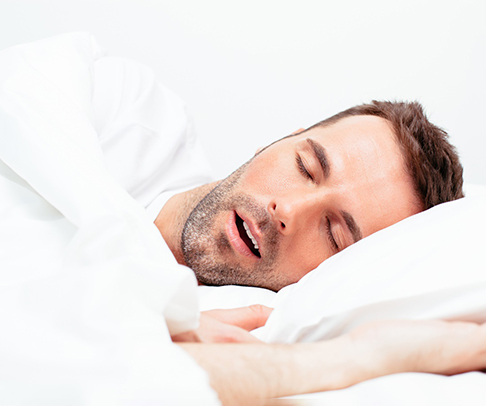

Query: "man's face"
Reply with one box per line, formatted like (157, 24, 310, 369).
(181, 115, 422, 291)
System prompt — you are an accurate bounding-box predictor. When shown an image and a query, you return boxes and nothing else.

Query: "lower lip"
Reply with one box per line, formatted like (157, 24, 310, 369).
(225, 211, 259, 259)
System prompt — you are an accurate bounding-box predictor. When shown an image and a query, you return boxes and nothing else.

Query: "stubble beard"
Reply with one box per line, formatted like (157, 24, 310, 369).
(180, 164, 287, 291)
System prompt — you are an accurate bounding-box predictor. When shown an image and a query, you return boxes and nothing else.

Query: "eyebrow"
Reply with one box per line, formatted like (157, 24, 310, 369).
(340, 210, 363, 243)
(306, 138, 330, 179)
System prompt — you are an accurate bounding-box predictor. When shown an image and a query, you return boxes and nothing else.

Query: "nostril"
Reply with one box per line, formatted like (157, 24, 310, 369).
(281, 222, 286, 229)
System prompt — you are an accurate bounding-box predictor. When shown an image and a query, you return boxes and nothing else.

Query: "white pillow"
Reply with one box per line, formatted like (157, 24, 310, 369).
(254, 195, 486, 343)
(198, 285, 276, 311)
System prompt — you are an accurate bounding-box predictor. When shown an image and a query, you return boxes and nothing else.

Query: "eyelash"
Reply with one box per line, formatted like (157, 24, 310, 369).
(296, 154, 337, 251)
(326, 217, 339, 252)
(295, 154, 313, 181)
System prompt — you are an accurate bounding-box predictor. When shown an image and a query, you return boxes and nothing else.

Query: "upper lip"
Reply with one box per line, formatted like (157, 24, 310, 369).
(237, 211, 263, 256)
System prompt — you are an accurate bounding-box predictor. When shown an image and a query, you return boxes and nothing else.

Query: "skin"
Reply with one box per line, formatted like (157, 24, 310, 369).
(156, 115, 422, 291)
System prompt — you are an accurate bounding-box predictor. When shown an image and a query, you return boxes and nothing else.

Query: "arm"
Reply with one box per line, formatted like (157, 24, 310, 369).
(179, 319, 486, 406)
(180, 336, 356, 405)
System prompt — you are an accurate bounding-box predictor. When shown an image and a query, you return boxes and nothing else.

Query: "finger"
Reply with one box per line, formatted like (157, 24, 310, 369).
(196, 313, 265, 343)
(171, 329, 201, 343)
(228, 327, 264, 343)
(203, 305, 273, 331)
(207, 325, 264, 343)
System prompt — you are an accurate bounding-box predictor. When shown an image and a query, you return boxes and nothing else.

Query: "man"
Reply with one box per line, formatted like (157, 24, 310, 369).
(2, 35, 484, 406)
(156, 101, 482, 406)
(88, 53, 486, 404)
(155, 100, 463, 291)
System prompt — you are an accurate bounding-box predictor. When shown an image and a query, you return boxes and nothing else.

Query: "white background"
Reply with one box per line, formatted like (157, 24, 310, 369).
(1, 0, 485, 183)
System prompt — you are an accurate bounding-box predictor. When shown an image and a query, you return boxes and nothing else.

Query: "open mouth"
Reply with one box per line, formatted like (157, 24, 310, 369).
(235, 213, 261, 258)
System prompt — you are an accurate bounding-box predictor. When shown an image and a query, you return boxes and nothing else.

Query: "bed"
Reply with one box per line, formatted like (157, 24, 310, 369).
(1, 32, 485, 405)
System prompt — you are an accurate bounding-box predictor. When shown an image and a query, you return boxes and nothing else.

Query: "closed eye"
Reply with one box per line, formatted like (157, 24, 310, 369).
(295, 154, 314, 181)
(326, 216, 339, 252)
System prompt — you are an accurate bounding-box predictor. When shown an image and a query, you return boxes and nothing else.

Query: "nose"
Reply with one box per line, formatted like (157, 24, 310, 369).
(267, 193, 318, 235)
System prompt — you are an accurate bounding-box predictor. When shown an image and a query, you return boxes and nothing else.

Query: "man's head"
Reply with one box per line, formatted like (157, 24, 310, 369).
(180, 101, 464, 291)
(309, 101, 464, 209)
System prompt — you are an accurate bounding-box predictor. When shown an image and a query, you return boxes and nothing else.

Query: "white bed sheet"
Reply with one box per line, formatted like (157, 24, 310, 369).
(0, 33, 219, 405)
(281, 372, 486, 405)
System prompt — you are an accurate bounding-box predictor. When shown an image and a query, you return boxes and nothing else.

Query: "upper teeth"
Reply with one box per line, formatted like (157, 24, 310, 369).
(243, 221, 259, 250)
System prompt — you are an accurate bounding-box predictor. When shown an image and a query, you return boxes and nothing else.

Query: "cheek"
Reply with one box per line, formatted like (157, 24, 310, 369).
(276, 231, 330, 282)
(241, 152, 296, 196)
(278, 251, 326, 283)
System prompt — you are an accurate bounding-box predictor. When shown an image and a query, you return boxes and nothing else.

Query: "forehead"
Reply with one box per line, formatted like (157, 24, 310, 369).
(304, 115, 397, 155)
(295, 116, 403, 179)
(294, 115, 421, 235)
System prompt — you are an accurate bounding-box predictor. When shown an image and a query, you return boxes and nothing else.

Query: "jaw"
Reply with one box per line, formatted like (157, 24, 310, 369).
(154, 181, 221, 265)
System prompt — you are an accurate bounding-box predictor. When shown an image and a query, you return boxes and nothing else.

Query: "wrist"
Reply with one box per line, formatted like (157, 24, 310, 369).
(322, 333, 376, 390)
(298, 334, 370, 393)
(324, 328, 399, 390)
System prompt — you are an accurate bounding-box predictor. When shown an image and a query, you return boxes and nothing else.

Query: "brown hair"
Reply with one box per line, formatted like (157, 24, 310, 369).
(307, 101, 464, 210)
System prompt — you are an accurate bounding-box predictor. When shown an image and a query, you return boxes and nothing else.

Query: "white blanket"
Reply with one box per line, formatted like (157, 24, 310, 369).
(2, 32, 485, 405)
(0, 33, 219, 405)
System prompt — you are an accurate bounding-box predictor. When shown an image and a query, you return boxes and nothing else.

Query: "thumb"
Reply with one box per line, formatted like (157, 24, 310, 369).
(203, 305, 273, 331)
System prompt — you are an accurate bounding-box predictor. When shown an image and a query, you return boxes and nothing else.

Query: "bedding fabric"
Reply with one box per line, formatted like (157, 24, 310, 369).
(0, 33, 219, 405)
(2, 31, 485, 405)
(284, 372, 486, 405)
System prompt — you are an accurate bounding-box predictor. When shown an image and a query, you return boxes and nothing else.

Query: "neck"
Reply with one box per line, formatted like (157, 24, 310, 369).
(154, 181, 219, 265)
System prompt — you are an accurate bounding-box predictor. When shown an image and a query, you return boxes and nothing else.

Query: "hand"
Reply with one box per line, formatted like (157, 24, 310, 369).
(348, 319, 486, 380)
(172, 305, 273, 343)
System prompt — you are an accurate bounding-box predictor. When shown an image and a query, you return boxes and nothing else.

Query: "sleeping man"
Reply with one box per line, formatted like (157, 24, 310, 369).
(152, 98, 466, 344)
(154, 100, 463, 292)
(89, 55, 486, 404)
(1, 35, 485, 406)
(151, 100, 486, 404)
